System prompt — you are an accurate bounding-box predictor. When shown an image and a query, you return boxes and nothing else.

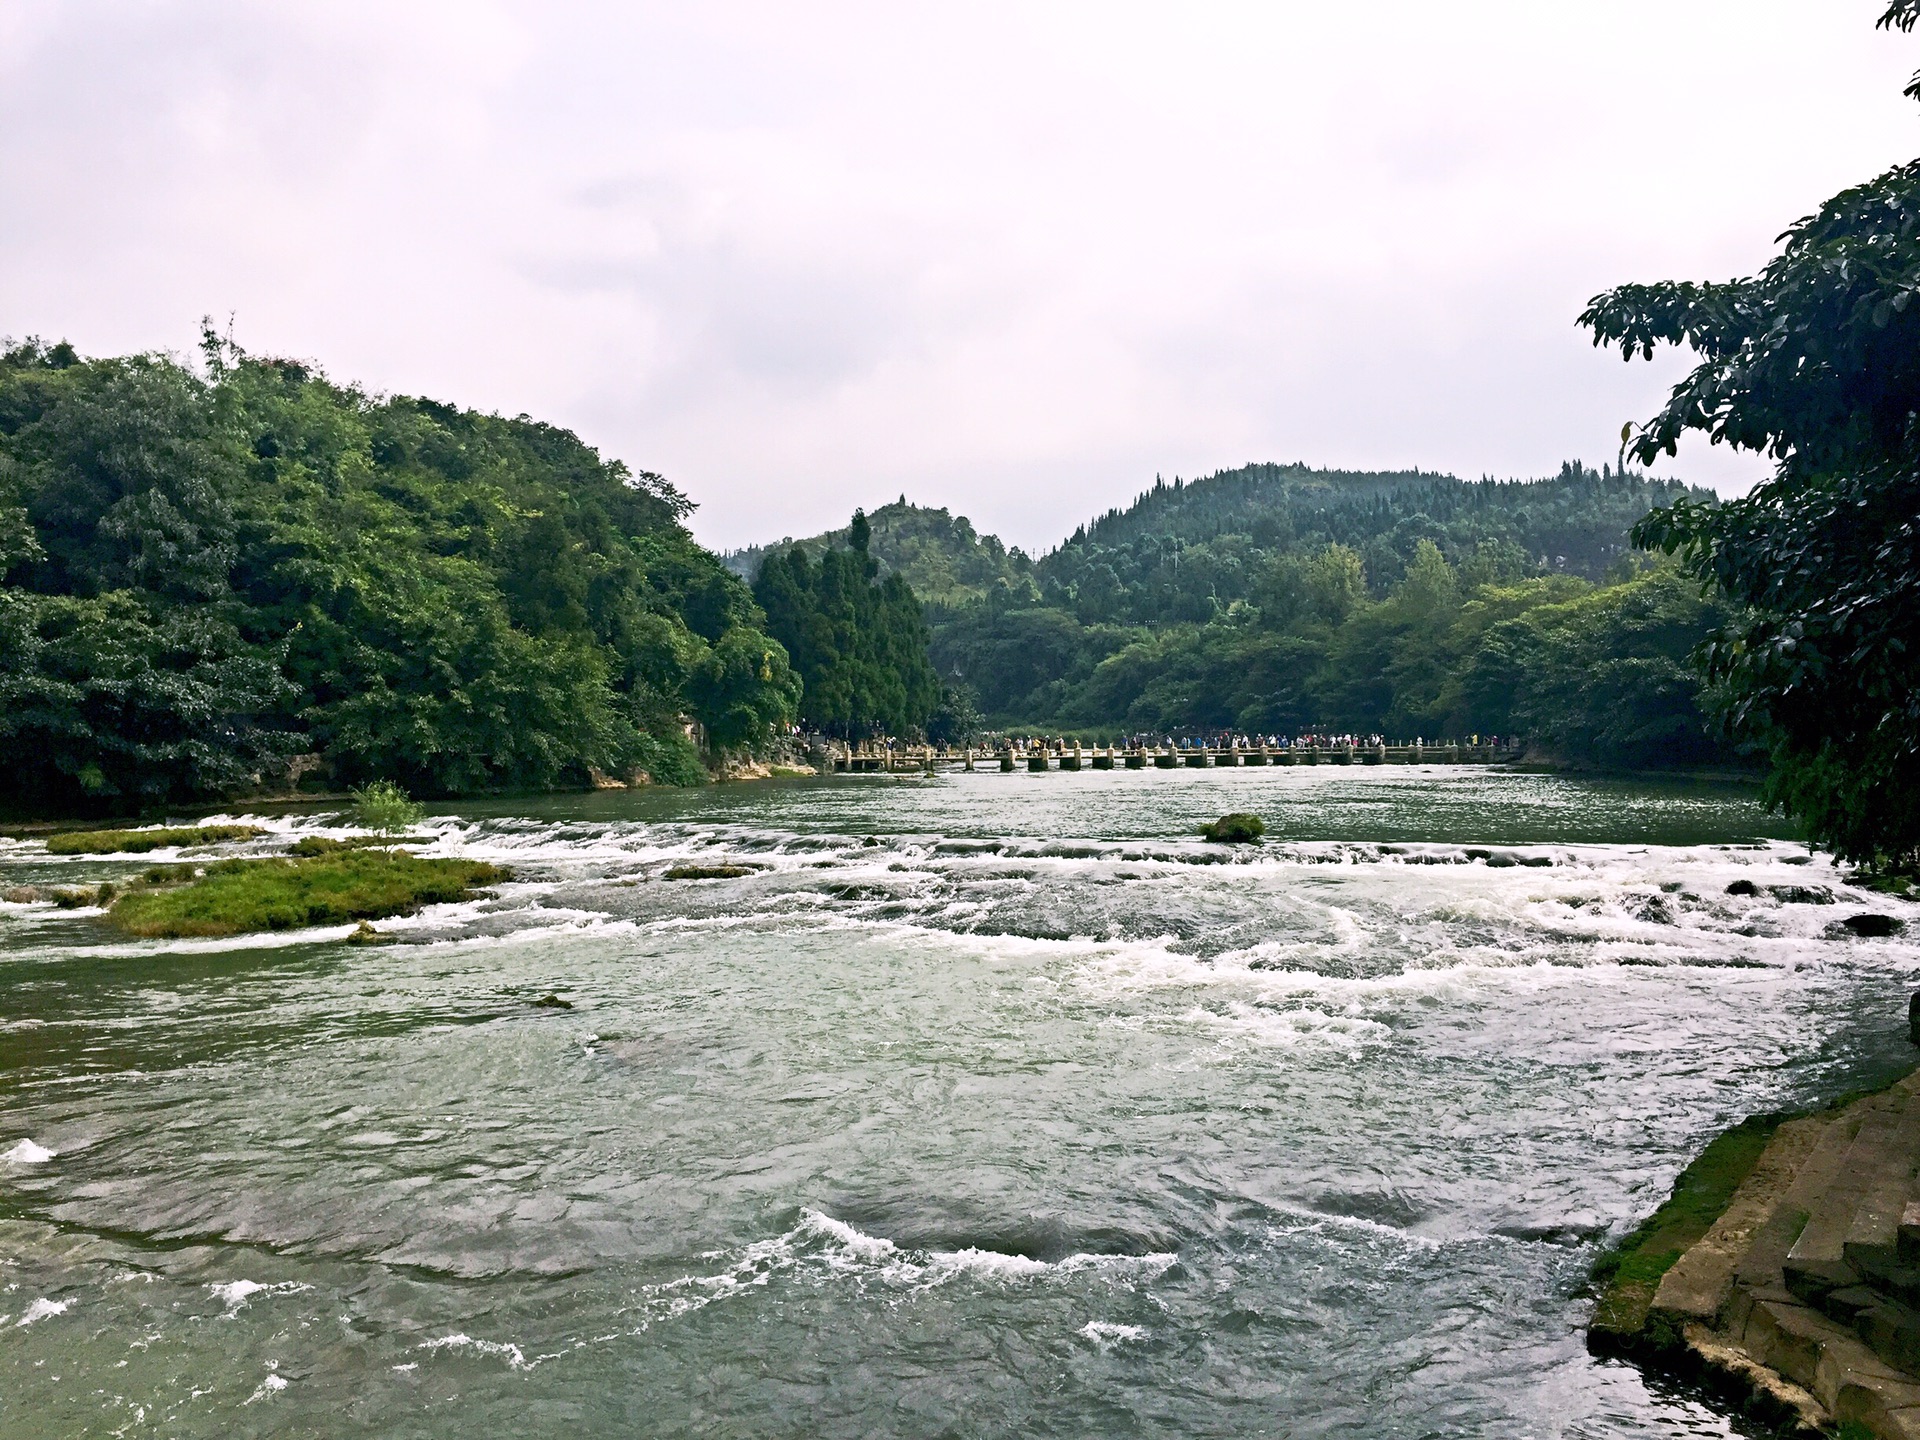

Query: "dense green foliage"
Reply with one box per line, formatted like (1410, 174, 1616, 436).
(0, 332, 800, 811)
(753, 511, 942, 738)
(109, 850, 509, 938)
(1584, 101, 1920, 860)
(910, 464, 1737, 768)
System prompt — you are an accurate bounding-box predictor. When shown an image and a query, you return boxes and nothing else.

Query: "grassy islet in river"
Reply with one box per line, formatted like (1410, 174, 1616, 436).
(43, 823, 267, 854)
(108, 850, 509, 937)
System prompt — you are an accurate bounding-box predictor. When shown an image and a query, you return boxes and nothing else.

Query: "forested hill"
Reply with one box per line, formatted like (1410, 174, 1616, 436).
(1038, 462, 1711, 622)
(1062, 463, 1442, 547)
(722, 499, 1038, 609)
(726, 461, 1735, 767)
(0, 334, 801, 812)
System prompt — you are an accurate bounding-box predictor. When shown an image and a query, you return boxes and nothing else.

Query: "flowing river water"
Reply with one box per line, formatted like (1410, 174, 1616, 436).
(3, 767, 1918, 1438)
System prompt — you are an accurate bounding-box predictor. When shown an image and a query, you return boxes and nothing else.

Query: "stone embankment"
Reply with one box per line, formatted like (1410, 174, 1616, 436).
(1594, 1071, 1920, 1436)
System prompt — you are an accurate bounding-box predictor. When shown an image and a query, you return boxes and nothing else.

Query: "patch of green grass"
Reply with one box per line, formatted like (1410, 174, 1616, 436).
(109, 851, 509, 938)
(1590, 1113, 1785, 1341)
(287, 834, 429, 857)
(45, 824, 266, 855)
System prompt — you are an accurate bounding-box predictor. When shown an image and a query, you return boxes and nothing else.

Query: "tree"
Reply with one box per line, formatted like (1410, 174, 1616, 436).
(1580, 13, 1920, 866)
(686, 627, 800, 752)
(753, 512, 941, 738)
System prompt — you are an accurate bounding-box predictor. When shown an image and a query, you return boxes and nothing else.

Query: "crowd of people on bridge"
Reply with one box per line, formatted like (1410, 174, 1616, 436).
(991, 732, 1508, 753)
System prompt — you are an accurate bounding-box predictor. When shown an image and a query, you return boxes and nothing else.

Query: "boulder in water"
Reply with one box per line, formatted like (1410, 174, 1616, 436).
(1767, 884, 1834, 905)
(664, 863, 759, 880)
(531, 993, 573, 1009)
(1725, 879, 1760, 896)
(1201, 813, 1265, 844)
(1840, 912, 1903, 938)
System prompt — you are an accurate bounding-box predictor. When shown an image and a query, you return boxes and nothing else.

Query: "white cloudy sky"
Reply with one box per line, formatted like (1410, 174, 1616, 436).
(2, 3, 1916, 552)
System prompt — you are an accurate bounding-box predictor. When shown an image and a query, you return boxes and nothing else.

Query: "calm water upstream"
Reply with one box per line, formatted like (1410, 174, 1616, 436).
(4, 768, 1919, 1438)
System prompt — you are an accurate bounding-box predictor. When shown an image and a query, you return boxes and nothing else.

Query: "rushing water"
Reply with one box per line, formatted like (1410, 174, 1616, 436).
(3, 767, 1918, 1438)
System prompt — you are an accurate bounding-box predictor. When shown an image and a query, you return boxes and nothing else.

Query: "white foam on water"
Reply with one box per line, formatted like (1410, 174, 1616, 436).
(1179, 1001, 1393, 1055)
(207, 1279, 312, 1312)
(1265, 1205, 1450, 1251)
(627, 1209, 1178, 1331)
(413, 913, 643, 952)
(416, 1333, 533, 1370)
(1079, 1320, 1149, 1351)
(4, 1139, 54, 1163)
(242, 1370, 290, 1404)
(15, 1297, 68, 1326)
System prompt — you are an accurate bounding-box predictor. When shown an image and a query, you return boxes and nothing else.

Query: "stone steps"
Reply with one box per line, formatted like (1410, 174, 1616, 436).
(1646, 1073, 1920, 1437)
(1846, 1099, 1920, 1285)
(1784, 1097, 1908, 1303)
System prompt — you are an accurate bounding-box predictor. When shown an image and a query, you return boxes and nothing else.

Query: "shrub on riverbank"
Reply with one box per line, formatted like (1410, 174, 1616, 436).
(110, 851, 509, 937)
(45, 824, 265, 855)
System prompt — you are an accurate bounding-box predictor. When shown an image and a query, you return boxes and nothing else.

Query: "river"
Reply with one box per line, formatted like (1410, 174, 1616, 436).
(2, 767, 1916, 1437)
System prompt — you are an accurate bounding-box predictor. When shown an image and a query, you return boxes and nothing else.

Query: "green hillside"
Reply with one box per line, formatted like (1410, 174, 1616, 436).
(1035, 461, 1708, 623)
(1, 333, 800, 812)
(722, 499, 1038, 609)
(730, 461, 1741, 767)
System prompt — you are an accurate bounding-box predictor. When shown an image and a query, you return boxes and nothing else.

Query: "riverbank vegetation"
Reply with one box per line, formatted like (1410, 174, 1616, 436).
(0, 329, 799, 814)
(1584, 1, 1920, 870)
(108, 850, 508, 938)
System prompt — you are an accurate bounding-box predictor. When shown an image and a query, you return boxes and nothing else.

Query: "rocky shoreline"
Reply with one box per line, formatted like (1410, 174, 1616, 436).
(1592, 1068, 1920, 1436)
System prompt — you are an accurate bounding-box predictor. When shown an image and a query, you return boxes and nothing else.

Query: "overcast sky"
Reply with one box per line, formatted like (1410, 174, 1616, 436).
(3, 3, 1916, 553)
